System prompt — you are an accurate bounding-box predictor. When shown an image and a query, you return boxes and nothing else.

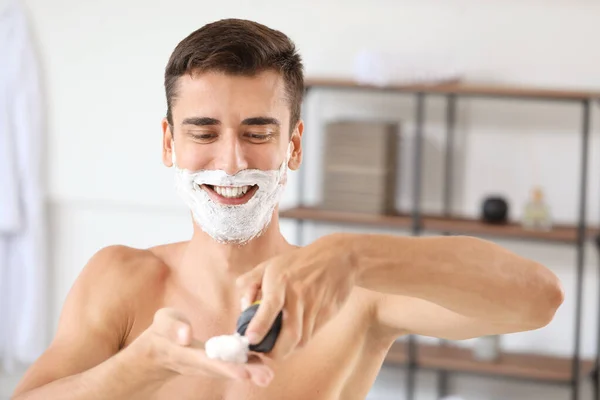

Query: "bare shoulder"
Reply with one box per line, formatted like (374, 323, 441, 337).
(55, 244, 173, 342)
(11, 244, 176, 396)
(80, 244, 172, 297)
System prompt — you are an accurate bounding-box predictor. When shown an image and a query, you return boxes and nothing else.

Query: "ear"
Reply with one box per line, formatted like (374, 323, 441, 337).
(288, 120, 303, 171)
(161, 118, 175, 167)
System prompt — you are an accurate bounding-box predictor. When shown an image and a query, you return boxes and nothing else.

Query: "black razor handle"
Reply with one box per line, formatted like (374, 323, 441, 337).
(236, 300, 283, 353)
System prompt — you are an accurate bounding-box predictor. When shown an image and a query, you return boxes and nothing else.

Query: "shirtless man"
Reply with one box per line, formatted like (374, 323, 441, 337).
(12, 18, 564, 400)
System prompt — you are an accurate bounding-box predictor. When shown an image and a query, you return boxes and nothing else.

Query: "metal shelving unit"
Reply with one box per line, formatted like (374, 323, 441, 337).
(282, 78, 600, 400)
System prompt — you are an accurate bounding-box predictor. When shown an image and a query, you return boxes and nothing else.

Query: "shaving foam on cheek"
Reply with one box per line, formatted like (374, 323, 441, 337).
(172, 142, 293, 245)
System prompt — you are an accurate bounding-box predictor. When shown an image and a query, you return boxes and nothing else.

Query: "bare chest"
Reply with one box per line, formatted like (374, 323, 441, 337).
(153, 326, 375, 400)
(126, 287, 385, 400)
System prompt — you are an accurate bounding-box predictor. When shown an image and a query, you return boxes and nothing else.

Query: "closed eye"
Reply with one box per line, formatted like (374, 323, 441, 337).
(195, 133, 215, 139)
(189, 132, 218, 141)
(245, 132, 275, 142)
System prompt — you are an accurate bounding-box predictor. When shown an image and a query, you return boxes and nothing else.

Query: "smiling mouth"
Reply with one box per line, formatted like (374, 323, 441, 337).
(199, 184, 258, 204)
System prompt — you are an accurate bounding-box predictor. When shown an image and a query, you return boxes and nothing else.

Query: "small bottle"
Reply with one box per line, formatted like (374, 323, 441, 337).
(522, 187, 552, 231)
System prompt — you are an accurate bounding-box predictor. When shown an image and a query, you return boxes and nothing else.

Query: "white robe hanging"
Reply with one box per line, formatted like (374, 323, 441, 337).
(0, 0, 48, 372)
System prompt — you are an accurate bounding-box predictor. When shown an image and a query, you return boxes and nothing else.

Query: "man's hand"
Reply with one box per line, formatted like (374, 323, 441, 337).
(131, 308, 274, 387)
(236, 235, 356, 359)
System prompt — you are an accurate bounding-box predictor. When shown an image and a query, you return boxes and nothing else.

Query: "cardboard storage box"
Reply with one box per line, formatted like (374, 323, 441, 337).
(320, 120, 399, 214)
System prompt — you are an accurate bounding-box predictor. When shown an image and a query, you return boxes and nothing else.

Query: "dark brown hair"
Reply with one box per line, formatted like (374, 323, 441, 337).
(164, 18, 304, 133)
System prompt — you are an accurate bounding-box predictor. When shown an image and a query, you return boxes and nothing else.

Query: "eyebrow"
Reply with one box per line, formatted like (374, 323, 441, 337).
(241, 117, 280, 126)
(182, 117, 220, 126)
(181, 116, 281, 127)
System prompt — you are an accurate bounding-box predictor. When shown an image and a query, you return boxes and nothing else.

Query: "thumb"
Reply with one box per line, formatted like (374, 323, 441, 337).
(152, 308, 193, 346)
(236, 265, 265, 311)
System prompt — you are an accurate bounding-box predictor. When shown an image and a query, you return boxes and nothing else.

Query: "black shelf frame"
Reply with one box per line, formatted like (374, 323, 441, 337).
(287, 81, 600, 400)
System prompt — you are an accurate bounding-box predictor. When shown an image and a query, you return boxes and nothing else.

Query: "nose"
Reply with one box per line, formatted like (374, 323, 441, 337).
(212, 135, 248, 175)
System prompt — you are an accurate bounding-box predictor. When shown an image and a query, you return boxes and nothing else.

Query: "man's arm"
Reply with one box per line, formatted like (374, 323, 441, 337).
(337, 233, 564, 340)
(11, 246, 165, 400)
(234, 232, 563, 359)
(13, 245, 275, 399)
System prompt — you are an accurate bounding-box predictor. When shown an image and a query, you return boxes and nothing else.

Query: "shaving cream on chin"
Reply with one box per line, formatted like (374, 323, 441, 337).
(172, 144, 291, 245)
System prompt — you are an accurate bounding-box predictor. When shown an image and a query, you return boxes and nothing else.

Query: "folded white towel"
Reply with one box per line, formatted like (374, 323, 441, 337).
(353, 49, 464, 87)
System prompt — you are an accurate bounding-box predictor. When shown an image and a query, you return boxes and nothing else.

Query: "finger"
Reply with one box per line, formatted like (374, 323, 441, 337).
(240, 282, 260, 312)
(300, 301, 317, 348)
(152, 308, 193, 346)
(171, 343, 274, 386)
(246, 354, 275, 387)
(168, 340, 249, 380)
(269, 291, 302, 359)
(236, 265, 265, 311)
(244, 272, 286, 345)
(313, 302, 336, 337)
(300, 289, 328, 347)
(236, 264, 265, 295)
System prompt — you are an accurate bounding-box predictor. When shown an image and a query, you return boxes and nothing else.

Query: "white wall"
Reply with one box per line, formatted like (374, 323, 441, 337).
(3, 0, 600, 399)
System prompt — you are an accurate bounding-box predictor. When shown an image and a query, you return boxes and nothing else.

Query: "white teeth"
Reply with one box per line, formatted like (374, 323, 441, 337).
(213, 185, 250, 198)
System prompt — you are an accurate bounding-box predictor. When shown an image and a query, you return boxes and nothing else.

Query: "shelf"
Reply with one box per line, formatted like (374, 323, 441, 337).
(279, 207, 599, 244)
(304, 77, 600, 101)
(384, 342, 595, 383)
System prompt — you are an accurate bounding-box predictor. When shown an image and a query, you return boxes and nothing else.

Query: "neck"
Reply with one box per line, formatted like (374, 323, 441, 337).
(190, 215, 289, 274)
(173, 212, 292, 301)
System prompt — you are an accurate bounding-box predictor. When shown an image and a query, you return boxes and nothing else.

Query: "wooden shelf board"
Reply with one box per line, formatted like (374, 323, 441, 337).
(304, 77, 600, 101)
(385, 342, 595, 383)
(279, 207, 599, 244)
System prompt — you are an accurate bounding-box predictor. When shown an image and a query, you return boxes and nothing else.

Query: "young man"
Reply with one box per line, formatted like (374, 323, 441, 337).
(12, 19, 563, 400)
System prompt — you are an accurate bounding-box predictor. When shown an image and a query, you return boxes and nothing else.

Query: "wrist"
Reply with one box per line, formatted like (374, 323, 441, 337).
(116, 339, 174, 387)
(75, 345, 168, 400)
(317, 232, 364, 285)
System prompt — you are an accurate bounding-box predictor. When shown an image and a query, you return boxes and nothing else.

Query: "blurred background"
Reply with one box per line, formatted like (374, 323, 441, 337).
(2, 0, 600, 399)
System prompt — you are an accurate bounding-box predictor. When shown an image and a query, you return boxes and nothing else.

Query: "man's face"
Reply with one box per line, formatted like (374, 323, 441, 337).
(162, 70, 303, 206)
